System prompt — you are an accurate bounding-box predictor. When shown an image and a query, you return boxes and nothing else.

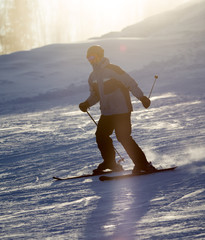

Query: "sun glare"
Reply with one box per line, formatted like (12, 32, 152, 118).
(38, 0, 191, 42)
(39, 0, 144, 42)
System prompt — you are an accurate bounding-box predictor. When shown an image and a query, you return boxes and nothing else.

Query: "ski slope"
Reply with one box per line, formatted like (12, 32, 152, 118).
(0, 90, 204, 239)
(0, 1, 205, 239)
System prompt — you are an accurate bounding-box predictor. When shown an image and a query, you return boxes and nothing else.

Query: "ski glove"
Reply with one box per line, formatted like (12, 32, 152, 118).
(79, 101, 89, 112)
(140, 96, 151, 109)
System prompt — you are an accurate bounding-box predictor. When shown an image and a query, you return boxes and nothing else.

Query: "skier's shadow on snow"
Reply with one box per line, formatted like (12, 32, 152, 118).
(83, 173, 159, 240)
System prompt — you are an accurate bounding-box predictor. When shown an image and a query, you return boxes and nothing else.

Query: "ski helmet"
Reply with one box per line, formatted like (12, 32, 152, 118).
(87, 45, 104, 59)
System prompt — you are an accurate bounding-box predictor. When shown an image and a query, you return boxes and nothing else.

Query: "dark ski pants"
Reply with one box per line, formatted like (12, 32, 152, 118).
(95, 113, 148, 169)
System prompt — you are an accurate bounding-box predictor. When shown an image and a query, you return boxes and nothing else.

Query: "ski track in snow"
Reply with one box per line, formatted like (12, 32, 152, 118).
(0, 92, 205, 239)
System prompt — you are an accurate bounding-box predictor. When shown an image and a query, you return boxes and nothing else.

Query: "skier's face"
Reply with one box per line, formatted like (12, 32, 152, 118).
(87, 54, 101, 66)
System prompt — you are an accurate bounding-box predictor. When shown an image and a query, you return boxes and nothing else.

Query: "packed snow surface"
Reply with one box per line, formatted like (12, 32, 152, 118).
(0, 2, 205, 239)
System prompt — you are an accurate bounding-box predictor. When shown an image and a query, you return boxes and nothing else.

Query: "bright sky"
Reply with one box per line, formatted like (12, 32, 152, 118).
(32, 0, 194, 42)
(42, 0, 192, 42)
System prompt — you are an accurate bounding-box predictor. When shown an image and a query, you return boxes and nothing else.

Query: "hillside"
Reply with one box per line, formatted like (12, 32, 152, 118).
(101, 0, 205, 39)
(0, 42, 204, 238)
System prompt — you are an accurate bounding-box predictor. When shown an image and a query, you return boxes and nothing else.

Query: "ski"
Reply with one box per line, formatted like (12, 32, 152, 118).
(99, 167, 177, 181)
(53, 169, 129, 181)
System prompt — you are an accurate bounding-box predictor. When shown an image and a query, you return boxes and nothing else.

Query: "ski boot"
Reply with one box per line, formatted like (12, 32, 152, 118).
(93, 161, 124, 175)
(132, 162, 157, 175)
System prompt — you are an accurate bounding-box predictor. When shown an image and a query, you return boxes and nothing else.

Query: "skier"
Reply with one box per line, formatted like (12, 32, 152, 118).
(79, 45, 156, 174)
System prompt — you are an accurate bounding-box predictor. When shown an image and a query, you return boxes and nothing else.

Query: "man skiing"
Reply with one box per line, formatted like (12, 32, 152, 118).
(79, 45, 156, 174)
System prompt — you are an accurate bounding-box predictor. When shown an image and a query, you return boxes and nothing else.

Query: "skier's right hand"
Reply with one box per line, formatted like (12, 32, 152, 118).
(79, 101, 89, 112)
(140, 96, 151, 109)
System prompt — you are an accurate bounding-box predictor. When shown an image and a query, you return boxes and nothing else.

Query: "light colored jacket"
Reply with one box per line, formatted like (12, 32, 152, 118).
(86, 57, 144, 116)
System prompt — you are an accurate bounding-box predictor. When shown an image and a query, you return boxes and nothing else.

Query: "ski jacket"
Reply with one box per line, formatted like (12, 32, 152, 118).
(86, 57, 144, 116)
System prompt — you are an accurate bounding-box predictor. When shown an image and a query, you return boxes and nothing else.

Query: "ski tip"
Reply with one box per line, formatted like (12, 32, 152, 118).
(53, 176, 61, 180)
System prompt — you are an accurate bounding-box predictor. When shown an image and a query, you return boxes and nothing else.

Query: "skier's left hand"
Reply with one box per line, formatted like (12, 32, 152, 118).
(140, 96, 151, 109)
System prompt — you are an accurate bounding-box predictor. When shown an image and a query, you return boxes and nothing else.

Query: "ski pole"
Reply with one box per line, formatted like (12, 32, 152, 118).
(86, 111, 124, 163)
(148, 75, 158, 98)
(86, 111, 98, 127)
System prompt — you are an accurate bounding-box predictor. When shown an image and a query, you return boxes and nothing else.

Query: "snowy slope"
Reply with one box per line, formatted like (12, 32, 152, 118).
(1, 34, 205, 115)
(0, 90, 204, 239)
(0, 1, 205, 239)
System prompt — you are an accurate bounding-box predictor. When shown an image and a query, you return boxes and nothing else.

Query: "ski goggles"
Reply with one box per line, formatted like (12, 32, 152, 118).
(87, 55, 95, 61)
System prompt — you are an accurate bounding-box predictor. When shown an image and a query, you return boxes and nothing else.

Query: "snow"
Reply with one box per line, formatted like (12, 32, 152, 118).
(0, 1, 205, 239)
